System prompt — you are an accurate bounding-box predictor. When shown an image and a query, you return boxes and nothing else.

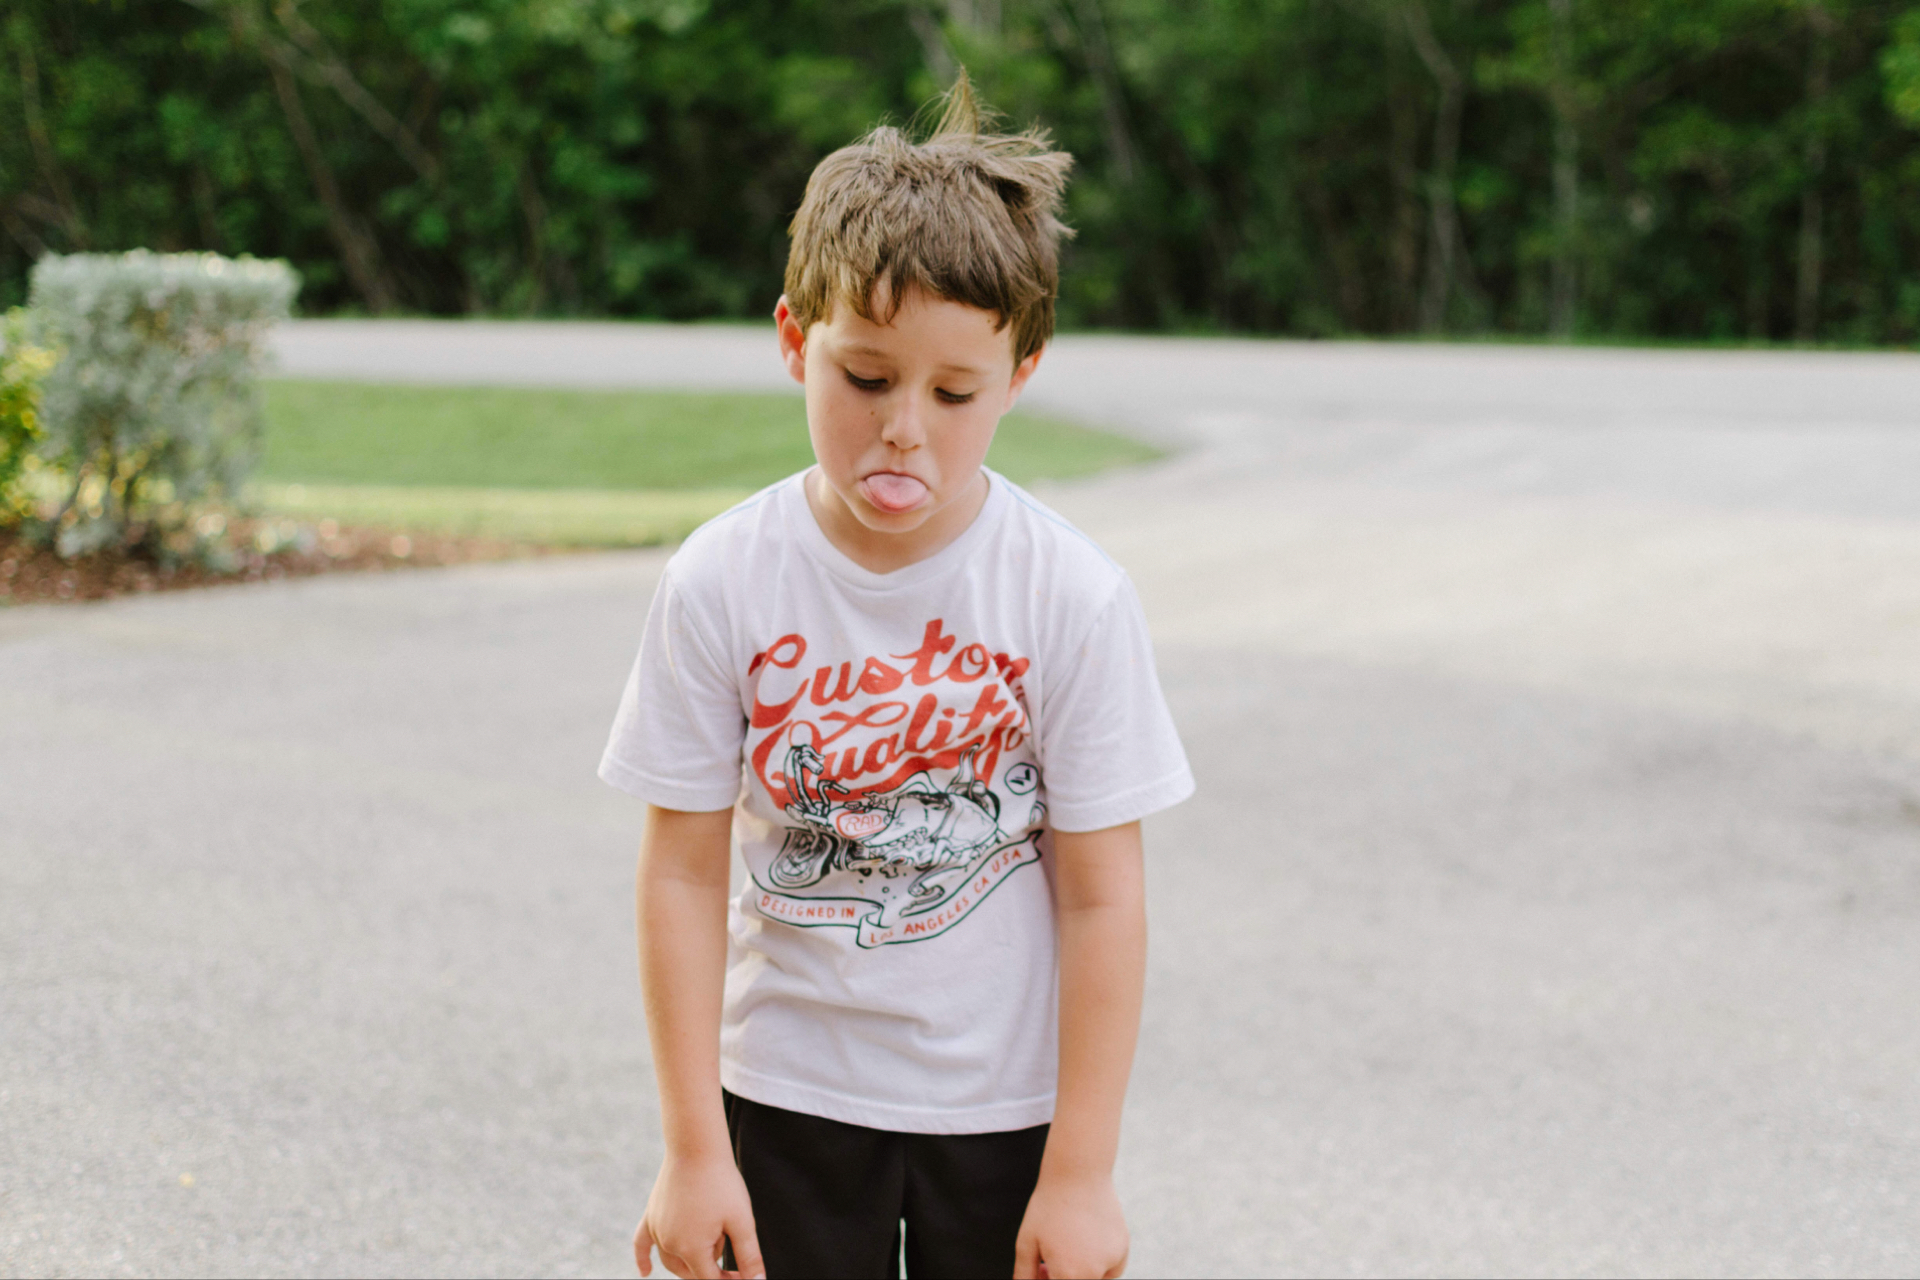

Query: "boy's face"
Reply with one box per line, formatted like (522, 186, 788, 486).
(775, 286, 1041, 557)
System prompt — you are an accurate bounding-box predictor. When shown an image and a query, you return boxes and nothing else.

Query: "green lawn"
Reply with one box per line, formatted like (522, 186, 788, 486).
(255, 381, 1160, 545)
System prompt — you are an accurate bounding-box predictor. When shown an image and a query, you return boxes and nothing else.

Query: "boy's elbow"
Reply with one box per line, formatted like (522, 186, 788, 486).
(1051, 822, 1147, 914)
(640, 804, 735, 888)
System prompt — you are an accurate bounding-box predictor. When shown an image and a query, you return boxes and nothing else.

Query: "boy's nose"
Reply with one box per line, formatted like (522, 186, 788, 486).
(880, 394, 929, 449)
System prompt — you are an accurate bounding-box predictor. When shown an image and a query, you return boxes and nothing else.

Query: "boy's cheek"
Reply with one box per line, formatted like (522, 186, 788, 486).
(943, 408, 999, 467)
(806, 398, 873, 470)
(805, 376, 856, 438)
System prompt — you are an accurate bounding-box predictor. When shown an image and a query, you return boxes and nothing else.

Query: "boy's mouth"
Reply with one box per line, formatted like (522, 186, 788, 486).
(860, 472, 929, 514)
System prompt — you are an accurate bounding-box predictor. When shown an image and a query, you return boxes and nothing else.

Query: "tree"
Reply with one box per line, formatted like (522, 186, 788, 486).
(4, 0, 1918, 342)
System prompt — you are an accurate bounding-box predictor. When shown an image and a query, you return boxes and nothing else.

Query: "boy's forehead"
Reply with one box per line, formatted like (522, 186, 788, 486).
(817, 288, 1017, 366)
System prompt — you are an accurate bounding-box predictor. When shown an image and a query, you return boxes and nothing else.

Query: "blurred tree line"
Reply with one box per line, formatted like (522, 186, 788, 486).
(6, 0, 1920, 342)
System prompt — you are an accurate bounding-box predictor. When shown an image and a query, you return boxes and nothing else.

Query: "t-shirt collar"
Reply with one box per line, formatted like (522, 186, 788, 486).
(784, 466, 1009, 590)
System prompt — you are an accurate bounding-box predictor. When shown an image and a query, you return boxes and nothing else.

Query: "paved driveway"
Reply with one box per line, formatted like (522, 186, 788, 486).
(4, 322, 1918, 1277)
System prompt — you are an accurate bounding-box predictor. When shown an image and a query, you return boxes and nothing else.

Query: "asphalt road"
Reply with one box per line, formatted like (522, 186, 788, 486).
(4, 322, 1918, 1277)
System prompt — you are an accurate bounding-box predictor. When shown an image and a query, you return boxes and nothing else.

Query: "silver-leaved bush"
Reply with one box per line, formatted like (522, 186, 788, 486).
(27, 251, 299, 559)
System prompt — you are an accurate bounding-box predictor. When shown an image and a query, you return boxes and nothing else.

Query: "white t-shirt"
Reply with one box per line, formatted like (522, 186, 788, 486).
(599, 468, 1193, 1134)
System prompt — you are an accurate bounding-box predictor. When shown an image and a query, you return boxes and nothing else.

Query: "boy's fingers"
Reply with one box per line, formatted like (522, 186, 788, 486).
(659, 1247, 714, 1280)
(632, 1218, 653, 1277)
(1013, 1231, 1041, 1280)
(728, 1218, 767, 1279)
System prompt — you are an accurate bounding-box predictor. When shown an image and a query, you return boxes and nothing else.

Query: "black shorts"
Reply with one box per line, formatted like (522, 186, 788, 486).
(721, 1090, 1049, 1279)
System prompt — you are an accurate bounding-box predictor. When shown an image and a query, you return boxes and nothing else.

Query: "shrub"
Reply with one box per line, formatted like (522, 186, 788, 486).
(0, 307, 57, 524)
(27, 251, 298, 558)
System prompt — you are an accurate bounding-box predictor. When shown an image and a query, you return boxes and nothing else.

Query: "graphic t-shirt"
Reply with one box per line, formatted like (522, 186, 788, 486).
(599, 468, 1193, 1134)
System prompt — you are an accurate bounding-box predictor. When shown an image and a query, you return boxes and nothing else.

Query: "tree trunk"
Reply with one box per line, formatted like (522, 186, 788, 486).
(945, 0, 1000, 36)
(191, 164, 226, 251)
(518, 161, 550, 315)
(1402, 1, 1464, 332)
(1305, 173, 1368, 328)
(0, 203, 49, 259)
(268, 0, 441, 183)
(1066, 0, 1138, 186)
(1386, 26, 1422, 331)
(266, 58, 395, 312)
(1548, 0, 1578, 340)
(182, 0, 441, 184)
(17, 44, 88, 247)
(1795, 3, 1833, 343)
(906, 6, 957, 83)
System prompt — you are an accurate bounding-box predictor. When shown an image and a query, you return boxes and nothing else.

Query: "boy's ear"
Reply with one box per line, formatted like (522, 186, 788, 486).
(773, 296, 808, 386)
(1004, 344, 1044, 412)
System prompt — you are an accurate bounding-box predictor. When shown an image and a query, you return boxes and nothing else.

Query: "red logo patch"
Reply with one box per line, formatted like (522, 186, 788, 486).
(834, 809, 889, 840)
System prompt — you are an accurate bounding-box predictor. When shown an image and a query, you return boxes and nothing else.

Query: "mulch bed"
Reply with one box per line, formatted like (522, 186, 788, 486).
(0, 518, 561, 606)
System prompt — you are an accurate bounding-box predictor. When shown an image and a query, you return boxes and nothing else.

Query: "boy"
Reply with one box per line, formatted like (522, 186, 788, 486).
(600, 80, 1192, 1280)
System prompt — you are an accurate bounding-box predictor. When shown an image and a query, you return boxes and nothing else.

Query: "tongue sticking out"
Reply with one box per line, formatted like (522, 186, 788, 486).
(863, 473, 928, 514)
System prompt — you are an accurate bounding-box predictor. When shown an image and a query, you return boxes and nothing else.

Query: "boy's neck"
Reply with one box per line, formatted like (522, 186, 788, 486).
(804, 467, 991, 575)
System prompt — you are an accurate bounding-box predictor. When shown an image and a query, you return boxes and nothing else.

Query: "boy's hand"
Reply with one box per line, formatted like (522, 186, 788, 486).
(633, 1153, 763, 1280)
(1013, 1170, 1129, 1279)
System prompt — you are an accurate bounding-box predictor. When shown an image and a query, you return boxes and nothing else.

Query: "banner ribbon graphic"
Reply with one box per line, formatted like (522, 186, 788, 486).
(750, 829, 1044, 948)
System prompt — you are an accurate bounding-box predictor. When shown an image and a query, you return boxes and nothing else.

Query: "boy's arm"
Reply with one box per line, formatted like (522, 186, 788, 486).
(1015, 821, 1147, 1280)
(633, 804, 763, 1280)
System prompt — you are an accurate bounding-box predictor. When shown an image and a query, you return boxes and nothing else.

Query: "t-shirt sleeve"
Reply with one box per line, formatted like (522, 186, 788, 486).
(1036, 575, 1195, 832)
(598, 568, 747, 811)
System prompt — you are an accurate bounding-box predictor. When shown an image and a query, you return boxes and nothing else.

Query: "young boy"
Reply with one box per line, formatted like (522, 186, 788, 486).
(599, 81, 1192, 1280)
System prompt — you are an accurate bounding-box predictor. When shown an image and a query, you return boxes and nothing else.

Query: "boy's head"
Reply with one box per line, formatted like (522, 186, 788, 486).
(775, 76, 1073, 547)
(782, 76, 1073, 368)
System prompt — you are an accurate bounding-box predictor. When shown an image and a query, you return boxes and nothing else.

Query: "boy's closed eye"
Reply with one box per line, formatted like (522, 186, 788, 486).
(842, 367, 978, 404)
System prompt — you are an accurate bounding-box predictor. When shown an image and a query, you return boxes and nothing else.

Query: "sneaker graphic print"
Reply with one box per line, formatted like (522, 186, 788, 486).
(746, 619, 1047, 948)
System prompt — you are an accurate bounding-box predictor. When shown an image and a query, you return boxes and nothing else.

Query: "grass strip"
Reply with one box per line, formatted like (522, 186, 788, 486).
(246, 382, 1164, 547)
(251, 483, 751, 547)
(260, 381, 1162, 492)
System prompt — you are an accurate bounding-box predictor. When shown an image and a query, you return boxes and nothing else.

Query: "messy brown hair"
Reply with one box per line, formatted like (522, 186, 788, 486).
(783, 73, 1074, 365)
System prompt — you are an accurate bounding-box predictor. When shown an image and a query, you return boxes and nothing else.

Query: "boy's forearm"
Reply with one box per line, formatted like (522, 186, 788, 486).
(636, 805, 736, 1162)
(1041, 824, 1148, 1184)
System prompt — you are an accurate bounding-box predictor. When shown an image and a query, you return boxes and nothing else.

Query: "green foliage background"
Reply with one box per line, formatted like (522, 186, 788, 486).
(6, 0, 1920, 343)
(0, 307, 54, 519)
